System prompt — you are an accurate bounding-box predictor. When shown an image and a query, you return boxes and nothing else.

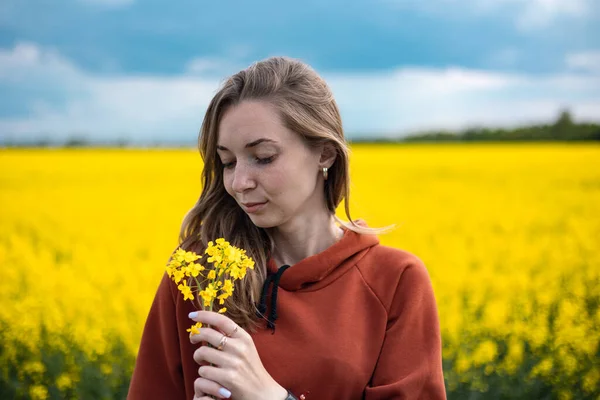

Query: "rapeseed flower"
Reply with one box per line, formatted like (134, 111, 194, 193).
(166, 239, 254, 335)
(187, 322, 203, 335)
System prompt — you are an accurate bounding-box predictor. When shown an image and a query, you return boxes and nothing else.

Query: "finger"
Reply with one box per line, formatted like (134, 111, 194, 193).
(194, 377, 232, 399)
(190, 326, 233, 349)
(188, 311, 244, 338)
(193, 344, 233, 367)
(198, 365, 231, 388)
(192, 387, 206, 399)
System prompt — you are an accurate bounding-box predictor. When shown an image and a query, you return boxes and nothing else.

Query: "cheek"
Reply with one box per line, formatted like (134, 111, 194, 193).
(222, 172, 234, 196)
(268, 164, 316, 200)
(260, 168, 285, 196)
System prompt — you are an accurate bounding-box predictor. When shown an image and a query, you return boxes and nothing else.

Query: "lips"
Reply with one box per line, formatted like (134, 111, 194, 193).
(241, 201, 268, 213)
(241, 202, 266, 207)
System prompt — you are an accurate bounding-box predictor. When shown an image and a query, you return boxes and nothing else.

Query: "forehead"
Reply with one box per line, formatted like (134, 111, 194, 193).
(217, 100, 295, 147)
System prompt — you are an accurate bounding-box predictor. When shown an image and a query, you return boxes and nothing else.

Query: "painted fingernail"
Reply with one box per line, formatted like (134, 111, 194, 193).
(188, 311, 198, 319)
(218, 387, 232, 398)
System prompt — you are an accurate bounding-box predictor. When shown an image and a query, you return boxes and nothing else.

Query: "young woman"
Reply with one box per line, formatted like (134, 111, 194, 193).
(128, 57, 446, 400)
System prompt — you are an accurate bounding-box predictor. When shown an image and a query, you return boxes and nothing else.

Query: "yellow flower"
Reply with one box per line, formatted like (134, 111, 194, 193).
(56, 373, 73, 391)
(199, 283, 218, 308)
(221, 279, 234, 296)
(29, 385, 48, 400)
(191, 262, 204, 274)
(186, 322, 203, 336)
(531, 358, 553, 377)
(230, 264, 244, 280)
(178, 280, 194, 301)
(184, 251, 200, 263)
(170, 258, 182, 268)
(100, 363, 112, 375)
(242, 257, 255, 269)
(174, 247, 186, 257)
(583, 367, 599, 394)
(218, 307, 227, 314)
(472, 340, 498, 366)
(168, 238, 253, 312)
(183, 262, 203, 278)
(172, 269, 184, 284)
(23, 361, 45, 375)
(207, 253, 223, 265)
(224, 246, 242, 264)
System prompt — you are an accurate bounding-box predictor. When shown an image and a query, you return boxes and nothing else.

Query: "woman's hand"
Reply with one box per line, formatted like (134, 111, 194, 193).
(188, 310, 288, 400)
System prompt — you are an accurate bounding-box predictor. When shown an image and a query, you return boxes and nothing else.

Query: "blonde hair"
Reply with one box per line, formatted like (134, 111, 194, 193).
(178, 56, 390, 330)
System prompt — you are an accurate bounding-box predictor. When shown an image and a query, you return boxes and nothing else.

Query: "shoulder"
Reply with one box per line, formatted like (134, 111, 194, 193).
(358, 243, 428, 278)
(355, 243, 432, 311)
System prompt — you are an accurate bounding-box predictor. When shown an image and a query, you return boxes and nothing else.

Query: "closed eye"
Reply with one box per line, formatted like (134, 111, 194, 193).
(221, 156, 275, 169)
(256, 156, 275, 165)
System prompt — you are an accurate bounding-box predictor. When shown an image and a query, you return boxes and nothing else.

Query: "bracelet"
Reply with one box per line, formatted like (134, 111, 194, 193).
(284, 390, 299, 400)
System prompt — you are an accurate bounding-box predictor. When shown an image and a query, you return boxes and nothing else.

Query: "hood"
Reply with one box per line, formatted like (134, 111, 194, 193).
(266, 221, 380, 291)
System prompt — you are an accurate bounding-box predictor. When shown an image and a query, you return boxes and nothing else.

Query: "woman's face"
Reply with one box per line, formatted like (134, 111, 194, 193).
(216, 100, 325, 229)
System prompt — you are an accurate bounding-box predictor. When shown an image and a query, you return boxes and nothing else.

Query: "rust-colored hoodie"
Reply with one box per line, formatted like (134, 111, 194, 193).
(128, 227, 447, 399)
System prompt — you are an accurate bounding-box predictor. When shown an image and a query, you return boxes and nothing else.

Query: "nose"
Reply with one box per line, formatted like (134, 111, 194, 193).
(230, 163, 256, 193)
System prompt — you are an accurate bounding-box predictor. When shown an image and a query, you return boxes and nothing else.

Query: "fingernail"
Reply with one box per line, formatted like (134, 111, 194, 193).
(218, 387, 231, 398)
(188, 311, 198, 319)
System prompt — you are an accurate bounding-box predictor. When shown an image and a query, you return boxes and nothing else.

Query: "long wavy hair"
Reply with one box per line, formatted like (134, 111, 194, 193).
(178, 56, 389, 330)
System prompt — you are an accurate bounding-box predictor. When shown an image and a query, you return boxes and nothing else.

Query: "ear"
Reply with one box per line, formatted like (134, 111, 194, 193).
(319, 143, 337, 169)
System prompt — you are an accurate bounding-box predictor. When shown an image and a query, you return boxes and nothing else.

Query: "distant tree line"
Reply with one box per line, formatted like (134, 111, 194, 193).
(400, 110, 600, 143)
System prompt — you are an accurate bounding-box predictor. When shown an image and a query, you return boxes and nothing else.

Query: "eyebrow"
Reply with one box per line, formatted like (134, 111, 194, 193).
(216, 138, 276, 151)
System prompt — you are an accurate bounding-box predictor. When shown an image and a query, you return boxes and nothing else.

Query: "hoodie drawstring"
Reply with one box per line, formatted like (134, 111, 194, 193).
(256, 264, 291, 333)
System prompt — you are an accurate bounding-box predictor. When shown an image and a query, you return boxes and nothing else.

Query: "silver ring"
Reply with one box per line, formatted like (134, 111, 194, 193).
(217, 335, 228, 351)
(228, 325, 239, 337)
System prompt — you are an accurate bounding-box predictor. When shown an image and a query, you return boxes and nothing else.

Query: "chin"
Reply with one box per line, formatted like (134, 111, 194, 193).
(246, 212, 285, 229)
(247, 217, 279, 229)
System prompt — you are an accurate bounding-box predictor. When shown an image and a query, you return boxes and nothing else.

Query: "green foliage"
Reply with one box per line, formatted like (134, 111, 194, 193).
(401, 110, 600, 143)
(0, 322, 133, 400)
(2, 321, 598, 399)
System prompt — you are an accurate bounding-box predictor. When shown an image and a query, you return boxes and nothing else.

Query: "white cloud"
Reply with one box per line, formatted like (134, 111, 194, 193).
(1, 42, 599, 143)
(0, 42, 80, 82)
(0, 43, 220, 143)
(514, 0, 588, 30)
(384, 0, 592, 30)
(566, 51, 600, 73)
(326, 67, 600, 134)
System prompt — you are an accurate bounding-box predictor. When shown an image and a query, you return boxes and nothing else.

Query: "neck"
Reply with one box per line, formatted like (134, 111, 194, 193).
(268, 212, 343, 268)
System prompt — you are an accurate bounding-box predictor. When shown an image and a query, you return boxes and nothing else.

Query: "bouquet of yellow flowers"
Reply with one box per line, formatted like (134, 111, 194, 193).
(166, 238, 255, 336)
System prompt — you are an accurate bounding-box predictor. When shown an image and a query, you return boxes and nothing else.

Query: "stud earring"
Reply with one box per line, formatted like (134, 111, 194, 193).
(322, 167, 328, 180)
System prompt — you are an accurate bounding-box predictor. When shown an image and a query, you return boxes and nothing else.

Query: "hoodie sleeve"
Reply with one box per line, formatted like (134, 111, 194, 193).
(364, 262, 447, 400)
(127, 272, 186, 400)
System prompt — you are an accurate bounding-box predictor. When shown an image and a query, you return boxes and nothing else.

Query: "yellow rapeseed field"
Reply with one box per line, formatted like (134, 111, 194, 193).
(1, 143, 599, 399)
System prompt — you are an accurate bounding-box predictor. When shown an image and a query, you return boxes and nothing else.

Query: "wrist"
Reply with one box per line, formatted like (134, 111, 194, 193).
(261, 382, 289, 400)
(283, 390, 299, 400)
(273, 385, 289, 400)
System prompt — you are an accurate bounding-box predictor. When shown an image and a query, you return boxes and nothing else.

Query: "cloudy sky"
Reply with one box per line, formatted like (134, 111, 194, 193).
(1, 0, 599, 143)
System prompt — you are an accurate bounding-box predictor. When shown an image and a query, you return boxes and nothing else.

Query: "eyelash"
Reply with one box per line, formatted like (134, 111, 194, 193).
(222, 156, 275, 169)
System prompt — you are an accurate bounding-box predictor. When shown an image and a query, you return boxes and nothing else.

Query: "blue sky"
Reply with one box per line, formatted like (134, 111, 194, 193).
(1, 0, 599, 143)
